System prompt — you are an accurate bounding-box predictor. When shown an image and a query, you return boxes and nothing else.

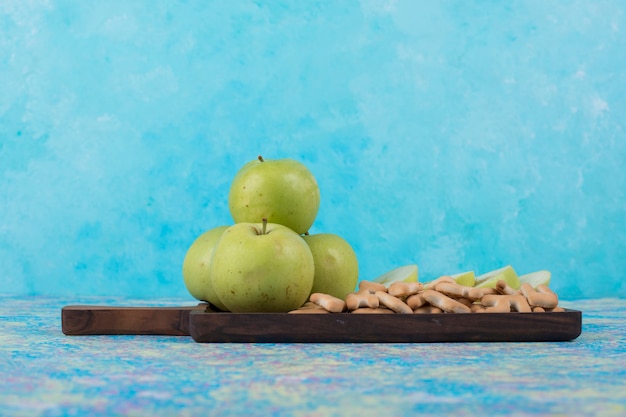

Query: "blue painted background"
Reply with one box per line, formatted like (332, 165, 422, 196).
(1, 1, 624, 300)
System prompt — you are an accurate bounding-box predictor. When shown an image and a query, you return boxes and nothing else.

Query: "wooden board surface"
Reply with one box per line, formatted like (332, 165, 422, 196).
(62, 304, 582, 342)
(62, 304, 207, 336)
(189, 309, 582, 343)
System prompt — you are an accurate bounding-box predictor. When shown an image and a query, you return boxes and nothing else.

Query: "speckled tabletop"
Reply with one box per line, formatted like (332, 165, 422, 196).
(1, 296, 625, 417)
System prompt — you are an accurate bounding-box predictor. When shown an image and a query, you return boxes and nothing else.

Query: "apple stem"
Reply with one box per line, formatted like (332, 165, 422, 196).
(262, 218, 267, 234)
(258, 155, 264, 162)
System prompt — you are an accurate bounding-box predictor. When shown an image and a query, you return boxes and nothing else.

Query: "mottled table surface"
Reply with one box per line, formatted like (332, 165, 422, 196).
(1, 296, 625, 417)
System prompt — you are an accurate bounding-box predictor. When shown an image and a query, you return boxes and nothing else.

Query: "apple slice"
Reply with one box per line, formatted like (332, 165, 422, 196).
(371, 264, 418, 287)
(518, 270, 551, 288)
(474, 265, 520, 290)
(450, 271, 475, 287)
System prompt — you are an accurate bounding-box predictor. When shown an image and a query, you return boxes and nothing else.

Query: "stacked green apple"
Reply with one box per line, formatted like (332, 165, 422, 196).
(182, 156, 359, 312)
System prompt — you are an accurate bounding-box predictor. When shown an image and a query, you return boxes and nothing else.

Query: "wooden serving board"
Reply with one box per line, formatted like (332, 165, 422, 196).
(62, 305, 582, 342)
(62, 304, 207, 336)
(189, 309, 582, 343)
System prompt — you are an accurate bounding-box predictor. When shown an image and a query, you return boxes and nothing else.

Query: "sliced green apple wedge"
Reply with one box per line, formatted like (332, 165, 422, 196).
(518, 270, 551, 288)
(371, 264, 418, 287)
(474, 265, 520, 289)
(450, 271, 475, 287)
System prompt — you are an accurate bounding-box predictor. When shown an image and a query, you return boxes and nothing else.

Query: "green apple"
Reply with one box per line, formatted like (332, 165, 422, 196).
(182, 225, 229, 311)
(228, 156, 320, 235)
(303, 233, 359, 299)
(210, 220, 315, 312)
(371, 264, 418, 287)
(518, 270, 551, 288)
(451, 270, 475, 287)
(474, 265, 520, 289)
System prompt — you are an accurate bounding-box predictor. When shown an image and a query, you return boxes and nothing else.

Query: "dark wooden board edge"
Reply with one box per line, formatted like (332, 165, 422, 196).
(189, 309, 582, 343)
(62, 304, 582, 343)
(62, 304, 208, 336)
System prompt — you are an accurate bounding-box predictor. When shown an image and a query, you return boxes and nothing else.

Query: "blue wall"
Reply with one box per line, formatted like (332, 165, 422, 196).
(1, 1, 625, 300)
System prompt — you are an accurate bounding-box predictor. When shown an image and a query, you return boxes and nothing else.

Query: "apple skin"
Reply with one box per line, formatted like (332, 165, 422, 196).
(303, 233, 359, 299)
(518, 270, 551, 288)
(228, 157, 320, 235)
(182, 226, 230, 311)
(372, 264, 418, 286)
(475, 265, 520, 289)
(451, 271, 475, 287)
(210, 221, 315, 312)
